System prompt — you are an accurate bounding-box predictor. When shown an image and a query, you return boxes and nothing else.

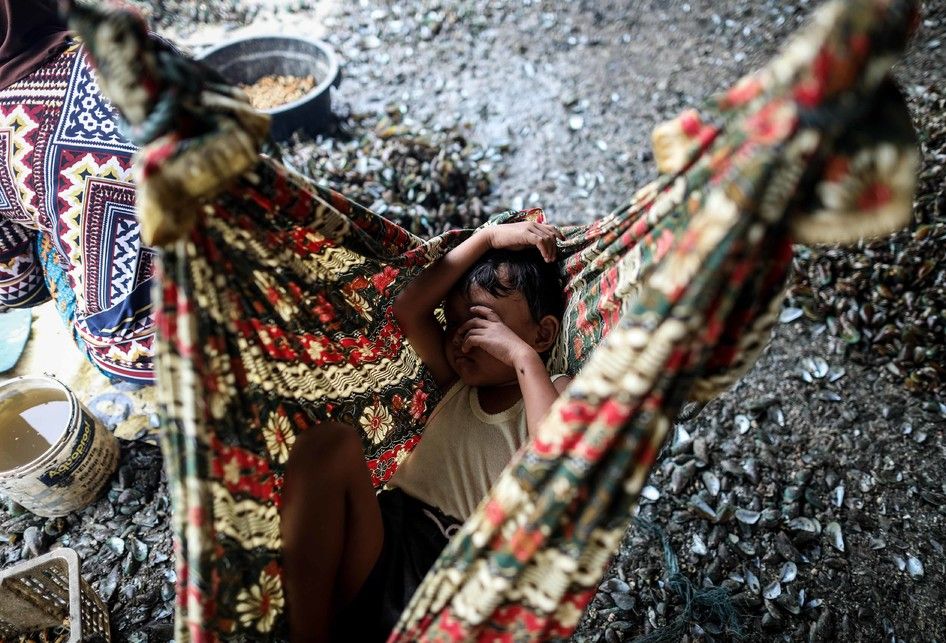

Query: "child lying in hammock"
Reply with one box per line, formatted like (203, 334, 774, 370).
(281, 221, 572, 641)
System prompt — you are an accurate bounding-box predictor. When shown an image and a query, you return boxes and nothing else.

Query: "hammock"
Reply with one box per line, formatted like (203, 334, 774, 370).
(67, 0, 919, 640)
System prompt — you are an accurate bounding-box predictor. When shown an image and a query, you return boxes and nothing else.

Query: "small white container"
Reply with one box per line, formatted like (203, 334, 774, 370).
(0, 376, 119, 517)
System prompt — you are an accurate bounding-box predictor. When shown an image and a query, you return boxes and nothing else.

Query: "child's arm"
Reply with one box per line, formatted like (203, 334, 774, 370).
(459, 305, 572, 436)
(393, 222, 561, 387)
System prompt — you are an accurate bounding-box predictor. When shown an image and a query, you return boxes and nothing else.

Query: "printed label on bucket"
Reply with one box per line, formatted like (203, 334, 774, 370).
(39, 411, 95, 487)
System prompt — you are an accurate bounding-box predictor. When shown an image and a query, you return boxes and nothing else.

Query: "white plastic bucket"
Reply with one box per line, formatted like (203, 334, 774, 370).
(0, 377, 119, 517)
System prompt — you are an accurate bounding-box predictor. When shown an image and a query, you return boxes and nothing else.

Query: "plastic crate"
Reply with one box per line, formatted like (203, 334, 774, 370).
(0, 548, 110, 642)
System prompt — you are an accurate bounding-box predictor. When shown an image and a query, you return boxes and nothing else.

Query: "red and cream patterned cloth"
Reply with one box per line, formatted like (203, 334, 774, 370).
(69, 0, 920, 639)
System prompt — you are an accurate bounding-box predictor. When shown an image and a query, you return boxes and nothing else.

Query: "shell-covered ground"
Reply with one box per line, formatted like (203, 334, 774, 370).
(1, 0, 942, 640)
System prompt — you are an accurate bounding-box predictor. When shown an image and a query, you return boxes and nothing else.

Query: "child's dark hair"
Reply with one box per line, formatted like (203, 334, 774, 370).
(459, 248, 565, 321)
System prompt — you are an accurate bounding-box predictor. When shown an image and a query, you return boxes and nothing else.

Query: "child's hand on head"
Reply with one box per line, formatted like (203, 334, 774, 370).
(486, 222, 564, 263)
(456, 306, 532, 367)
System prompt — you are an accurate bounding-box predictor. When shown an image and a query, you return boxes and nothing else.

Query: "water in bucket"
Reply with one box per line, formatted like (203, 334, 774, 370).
(0, 386, 70, 472)
(0, 377, 119, 517)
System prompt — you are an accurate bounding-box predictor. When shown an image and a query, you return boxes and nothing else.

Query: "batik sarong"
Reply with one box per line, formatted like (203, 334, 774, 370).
(68, 0, 921, 639)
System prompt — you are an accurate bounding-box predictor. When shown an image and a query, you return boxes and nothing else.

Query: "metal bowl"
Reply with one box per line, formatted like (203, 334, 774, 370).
(196, 34, 341, 141)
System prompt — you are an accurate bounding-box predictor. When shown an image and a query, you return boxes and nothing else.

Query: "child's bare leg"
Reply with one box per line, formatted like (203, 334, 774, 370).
(281, 421, 383, 642)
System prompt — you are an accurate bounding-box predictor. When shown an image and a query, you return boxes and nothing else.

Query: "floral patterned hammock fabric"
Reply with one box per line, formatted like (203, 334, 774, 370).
(67, 0, 920, 640)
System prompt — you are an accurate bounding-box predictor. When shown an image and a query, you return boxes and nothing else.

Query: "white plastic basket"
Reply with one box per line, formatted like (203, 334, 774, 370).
(0, 548, 110, 642)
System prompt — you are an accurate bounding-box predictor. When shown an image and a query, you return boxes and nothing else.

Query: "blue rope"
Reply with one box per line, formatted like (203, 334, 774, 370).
(631, 517, 744, 642)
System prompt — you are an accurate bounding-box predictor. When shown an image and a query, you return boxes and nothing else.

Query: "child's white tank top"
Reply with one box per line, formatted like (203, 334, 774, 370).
(390, 375, 566, 521)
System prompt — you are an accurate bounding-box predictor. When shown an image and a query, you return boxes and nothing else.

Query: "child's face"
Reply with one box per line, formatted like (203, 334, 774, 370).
(443, 283, 540, 387)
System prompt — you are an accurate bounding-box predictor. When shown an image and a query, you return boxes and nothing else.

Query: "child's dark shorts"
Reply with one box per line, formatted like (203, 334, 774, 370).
(332, 487, 462, 642)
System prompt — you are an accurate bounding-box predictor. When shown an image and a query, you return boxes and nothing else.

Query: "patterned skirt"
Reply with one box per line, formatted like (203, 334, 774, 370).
(0, 42, 157, 383)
